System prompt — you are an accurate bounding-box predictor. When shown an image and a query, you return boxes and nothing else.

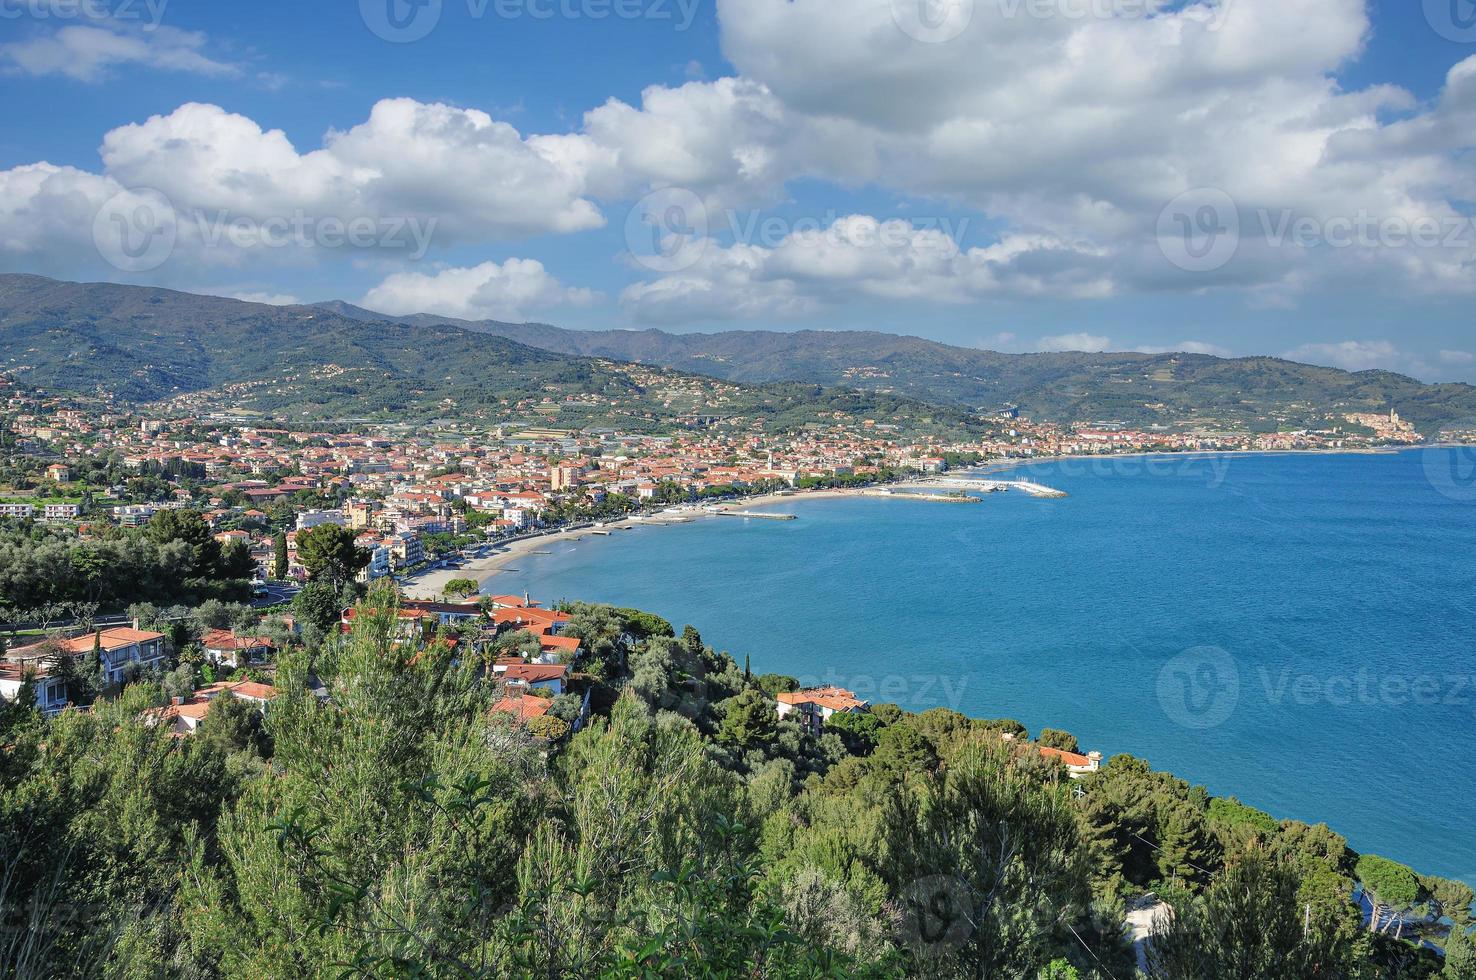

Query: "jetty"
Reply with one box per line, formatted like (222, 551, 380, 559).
(927, 478, 1068, 498)
(717, 510, 798, 521)
(859, 489, 980, 503)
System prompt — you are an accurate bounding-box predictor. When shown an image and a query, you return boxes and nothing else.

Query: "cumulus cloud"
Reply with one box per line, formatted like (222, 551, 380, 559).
(1038, 333, 1114, 353)
(1283, 340, 1419, 374)
(0, 100, 611, 279)
(605, 0, 1476, 302)
(100, 100, 605, 241)
(1, 24, 237, 81)
(361, 259, 600, 322)
(620, 214, 1113, 323)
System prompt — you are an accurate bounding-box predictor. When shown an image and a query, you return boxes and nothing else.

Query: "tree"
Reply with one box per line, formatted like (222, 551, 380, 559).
(717, 689, 778, 750)
(1446, 925, 1476, 980)
(1357, 854, 1420, 934)
(1154, 801, 1214, 888)
(825, 710, 882, 756)
(272, 532, 288, 580)
(145, 508, 221, 578)
(1147, 848, 1368, 980)
(1038, 728, 1080, 753)
(443, 578, 479, 600)
(217, 539, 257, 581)
(197, 692, 270, 756)
(295, 524, 369, 589)
(293, 581, 342, 640)
(526, 715, 571, 741)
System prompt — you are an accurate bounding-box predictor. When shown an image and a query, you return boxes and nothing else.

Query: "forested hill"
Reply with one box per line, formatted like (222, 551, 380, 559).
(318, 301, 1476, 434)
(0, 275, 979, 435)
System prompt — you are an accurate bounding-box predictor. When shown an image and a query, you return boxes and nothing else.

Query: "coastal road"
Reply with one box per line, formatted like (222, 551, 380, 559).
(251, 582, 300, 609)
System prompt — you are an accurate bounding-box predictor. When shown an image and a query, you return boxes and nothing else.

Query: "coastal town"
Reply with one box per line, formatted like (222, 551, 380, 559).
(0, 373, 1431, 597)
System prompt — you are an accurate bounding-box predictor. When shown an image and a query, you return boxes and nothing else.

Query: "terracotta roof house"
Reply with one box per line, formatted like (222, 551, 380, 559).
(9, 627, 168, 687)
(142, 680, 278, 737)
(491, 694, 552, 725)
(774, 686, 868, 735)
(499, 663, 568, 694)
(201, 629, 275, 668)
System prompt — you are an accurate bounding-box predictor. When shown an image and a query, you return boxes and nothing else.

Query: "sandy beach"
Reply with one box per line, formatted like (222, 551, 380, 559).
(400, 488, 865, 600)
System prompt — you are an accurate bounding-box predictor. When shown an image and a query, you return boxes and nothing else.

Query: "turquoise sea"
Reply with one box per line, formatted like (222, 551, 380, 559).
(497, 450, 1476, 883)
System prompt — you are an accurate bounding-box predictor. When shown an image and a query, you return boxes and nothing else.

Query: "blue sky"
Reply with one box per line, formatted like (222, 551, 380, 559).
(2, 0, 1474, 381)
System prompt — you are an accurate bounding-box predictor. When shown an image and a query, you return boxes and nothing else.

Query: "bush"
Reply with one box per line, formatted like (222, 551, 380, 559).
(525, 715, 570, 741)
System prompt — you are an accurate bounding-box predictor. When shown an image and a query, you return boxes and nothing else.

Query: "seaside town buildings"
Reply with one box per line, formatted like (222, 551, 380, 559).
(0, 375, 1435, 592)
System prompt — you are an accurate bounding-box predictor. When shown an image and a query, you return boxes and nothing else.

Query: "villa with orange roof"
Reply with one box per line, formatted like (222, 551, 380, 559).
(774, 686, 868, 735)
(142, 680, 278, 737)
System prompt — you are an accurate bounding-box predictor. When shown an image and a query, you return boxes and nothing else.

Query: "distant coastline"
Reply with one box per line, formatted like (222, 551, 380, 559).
(402, 447, 1441, 601)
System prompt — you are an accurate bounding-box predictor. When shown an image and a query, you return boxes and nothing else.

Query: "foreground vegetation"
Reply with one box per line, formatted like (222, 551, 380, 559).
(1, 593, 1471, 978)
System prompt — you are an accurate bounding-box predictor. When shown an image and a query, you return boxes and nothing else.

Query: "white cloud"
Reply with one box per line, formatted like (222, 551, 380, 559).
(0, 100, 611, 279)
(361, 259, 599, 322)
(621, 214, 1113, 323)
(1283, 340, 1415, 374)
(1038, 333, 1113, 353)
(600, 0, 1476, 302)
(1, 25, 237, 81)
(224, 291, 302, 306)
(1439, 349, 1475, 365)
(101, 100, 605, 241)
(1137, 341, 1235, 357)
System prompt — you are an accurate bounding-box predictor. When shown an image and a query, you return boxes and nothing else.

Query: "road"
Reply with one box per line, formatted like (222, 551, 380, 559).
(250, 582, 300, 609)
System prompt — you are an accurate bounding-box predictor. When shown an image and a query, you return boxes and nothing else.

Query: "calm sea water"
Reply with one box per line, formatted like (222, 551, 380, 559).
(500, 450, 1476, 883)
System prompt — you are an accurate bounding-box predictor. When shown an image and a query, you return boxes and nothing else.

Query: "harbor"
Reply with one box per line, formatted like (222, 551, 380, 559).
(924, 477, 1069, 498)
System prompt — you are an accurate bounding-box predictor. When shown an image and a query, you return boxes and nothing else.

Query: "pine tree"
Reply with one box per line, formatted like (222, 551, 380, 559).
(1446, 925, 1476, 980)
(1155, 802, 1213, 888)
(1077, 794, 1131, 899)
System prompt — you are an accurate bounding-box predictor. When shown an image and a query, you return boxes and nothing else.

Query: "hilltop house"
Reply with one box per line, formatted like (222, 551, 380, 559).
(774, 686, 868, 735)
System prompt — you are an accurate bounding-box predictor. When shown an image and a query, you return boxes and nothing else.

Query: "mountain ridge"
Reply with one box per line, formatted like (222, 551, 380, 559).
(314, 298, 1476, 433)
(0, 274, 979, 435)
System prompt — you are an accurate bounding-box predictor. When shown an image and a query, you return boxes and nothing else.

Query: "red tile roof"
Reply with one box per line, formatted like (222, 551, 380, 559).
(502, 663, 568, 684)
(491, 695, 552, 723)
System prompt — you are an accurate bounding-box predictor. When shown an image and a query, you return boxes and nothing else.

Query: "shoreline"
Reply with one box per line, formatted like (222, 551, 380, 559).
(401, 446, 1438, 599)
(400, 487, 868, 600)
